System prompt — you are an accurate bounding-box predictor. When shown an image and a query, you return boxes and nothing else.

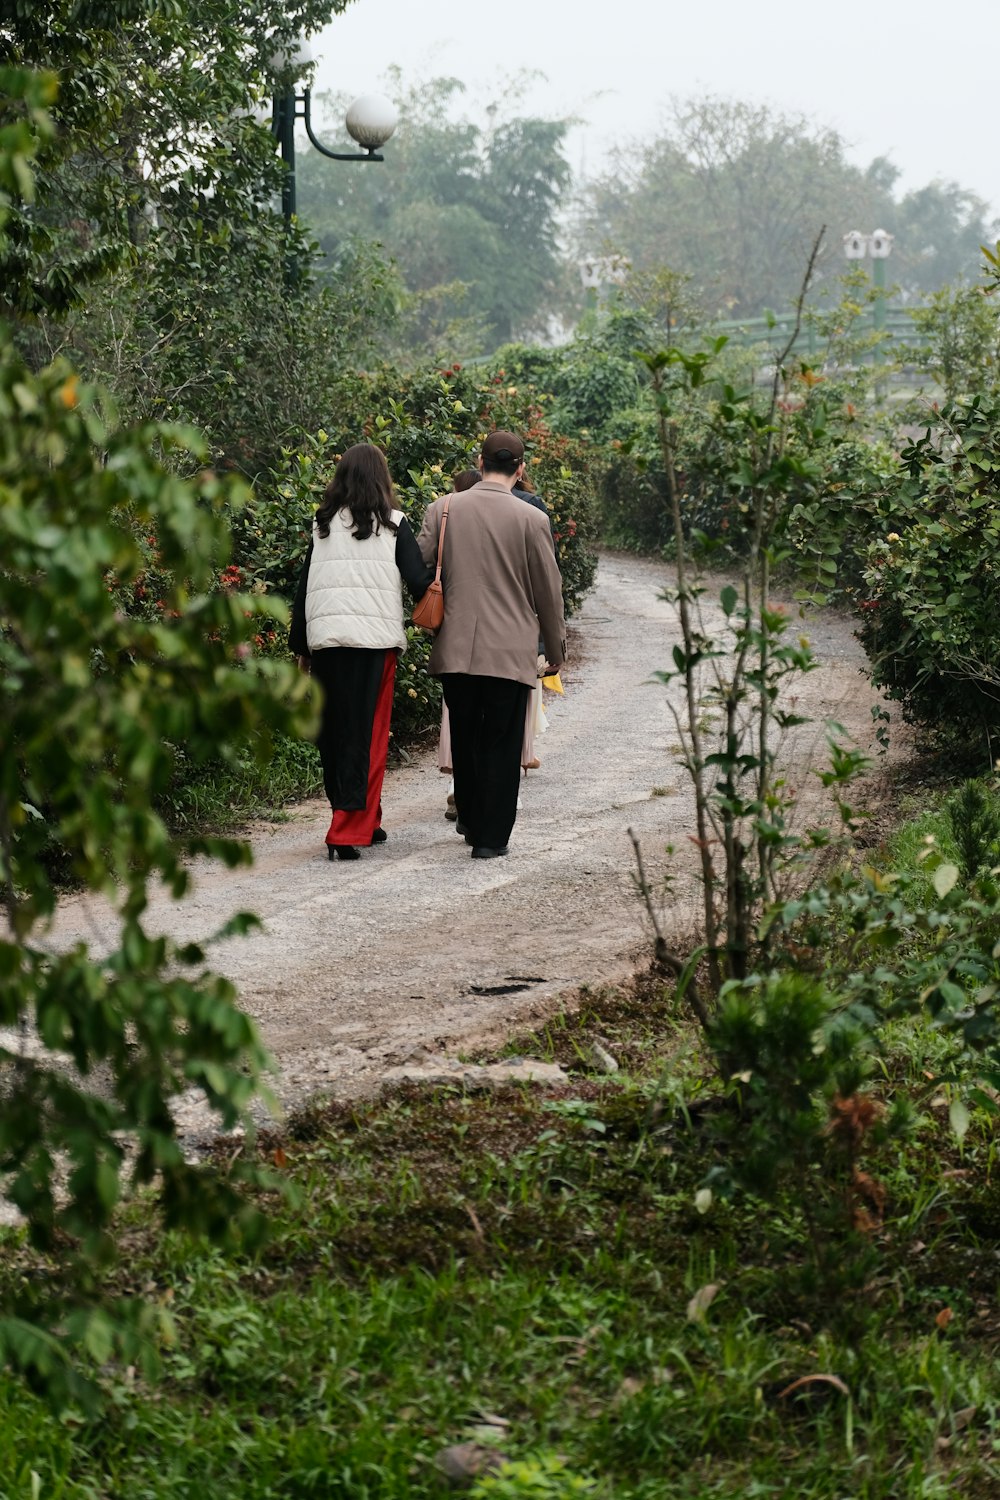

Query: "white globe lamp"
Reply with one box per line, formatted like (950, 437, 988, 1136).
(345, 94, 398, 152)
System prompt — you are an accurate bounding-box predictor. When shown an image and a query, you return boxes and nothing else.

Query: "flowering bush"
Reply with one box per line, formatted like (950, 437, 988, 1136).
(855, 395, 1000, 761)
(239, 360, 601, 744)
(355, 361, 601, 613)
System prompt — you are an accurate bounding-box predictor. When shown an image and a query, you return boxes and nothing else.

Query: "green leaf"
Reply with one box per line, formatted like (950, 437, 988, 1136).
(949, 1097, 970, 1142)
(933, 863, 960, 898)
(82, 1311, 114, 1367)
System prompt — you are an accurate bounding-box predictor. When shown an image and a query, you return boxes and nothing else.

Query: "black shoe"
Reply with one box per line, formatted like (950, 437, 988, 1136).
(328, 844, 361, 861)
(371, 828, 387, 844)
(456, 822, 474, 844)
(471, 845, 509, 859)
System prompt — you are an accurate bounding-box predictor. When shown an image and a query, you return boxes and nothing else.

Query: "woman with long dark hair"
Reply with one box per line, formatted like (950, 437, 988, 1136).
(289, 444, 432, 861)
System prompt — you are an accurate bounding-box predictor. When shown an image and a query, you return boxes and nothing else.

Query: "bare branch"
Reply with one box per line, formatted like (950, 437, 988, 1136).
(627, 827, 710, 1030)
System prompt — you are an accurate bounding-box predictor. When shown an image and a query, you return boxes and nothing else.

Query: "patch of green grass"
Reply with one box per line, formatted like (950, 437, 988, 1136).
(881, 798, 958, 902)
(4, 1009, 1000, 1498)
(160, 733, 324, 833)
(9, 784, 1000, 1497)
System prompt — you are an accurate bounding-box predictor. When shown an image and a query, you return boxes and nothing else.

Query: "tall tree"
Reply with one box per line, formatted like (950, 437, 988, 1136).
(296, 72, 572, 351)
(0, 1, 394, 471)
(0, 0, 351, 317)
(578, 96, 997, 317)
(893, 178, 996, 293)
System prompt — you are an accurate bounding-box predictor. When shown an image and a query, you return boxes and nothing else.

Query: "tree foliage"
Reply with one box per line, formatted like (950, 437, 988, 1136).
(0, 63, 317, 1403)
(0, 0, 352, 316)
(296, 73, 572, 351)
(1, 0, 396, 475)
(578, 96, 998, 318)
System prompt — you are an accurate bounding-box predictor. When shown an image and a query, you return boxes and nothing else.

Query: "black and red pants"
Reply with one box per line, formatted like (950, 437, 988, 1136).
(310, 646, 397, 848)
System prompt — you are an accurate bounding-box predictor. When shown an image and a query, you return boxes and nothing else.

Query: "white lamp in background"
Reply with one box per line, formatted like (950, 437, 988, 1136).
(843, 229, 894, 331)
(270, 35, 397, 230)
(345, 95, 398, 151)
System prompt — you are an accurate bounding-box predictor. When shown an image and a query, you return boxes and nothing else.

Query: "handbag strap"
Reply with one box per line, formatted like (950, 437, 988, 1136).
(433, 496, 451, 584)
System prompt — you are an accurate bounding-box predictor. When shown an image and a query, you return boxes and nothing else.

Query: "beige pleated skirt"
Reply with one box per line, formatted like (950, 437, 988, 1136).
(438, 678, 547, 773)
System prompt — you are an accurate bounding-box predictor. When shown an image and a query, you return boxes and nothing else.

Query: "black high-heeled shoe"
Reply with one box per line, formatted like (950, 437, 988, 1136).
(328, 844, 360, 861)
(371, 828, 387, 844)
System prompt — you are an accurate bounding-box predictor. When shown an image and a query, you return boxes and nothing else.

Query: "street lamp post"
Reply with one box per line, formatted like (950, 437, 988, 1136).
(843, 228, 894, 333)
(271, 37, 398, 231)
(578, 255, 629, 327)
(868, 229, 893, 333)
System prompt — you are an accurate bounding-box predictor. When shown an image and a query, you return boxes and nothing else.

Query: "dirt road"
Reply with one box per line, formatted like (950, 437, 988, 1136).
(46, 553, 892, 1131)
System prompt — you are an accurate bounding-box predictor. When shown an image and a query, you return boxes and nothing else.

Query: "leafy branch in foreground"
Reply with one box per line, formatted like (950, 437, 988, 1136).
(0, 68, 317, 1407)
(0, 345, 317, 1402)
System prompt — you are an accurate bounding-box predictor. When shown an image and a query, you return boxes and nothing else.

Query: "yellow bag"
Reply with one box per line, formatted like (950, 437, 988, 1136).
(541, 673, 564, 694)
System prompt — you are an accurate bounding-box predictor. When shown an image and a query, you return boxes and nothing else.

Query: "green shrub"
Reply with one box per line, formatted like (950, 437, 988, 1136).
(856, 395, 1000, 761)
(0, 330, 314, 1397)
(909, 280, 1000, 400)
(234, 362, 602, 754)
(946, 778, 1000, 879)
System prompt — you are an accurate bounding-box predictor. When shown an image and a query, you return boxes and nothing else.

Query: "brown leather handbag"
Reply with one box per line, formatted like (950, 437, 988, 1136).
(412, 496, 450, 632)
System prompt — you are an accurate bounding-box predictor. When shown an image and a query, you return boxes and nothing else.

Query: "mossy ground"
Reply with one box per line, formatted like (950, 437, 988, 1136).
(3, 962, 1000, 1498)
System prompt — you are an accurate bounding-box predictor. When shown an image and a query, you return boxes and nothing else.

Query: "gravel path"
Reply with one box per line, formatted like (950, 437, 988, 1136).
(44, 552, 896, 1131)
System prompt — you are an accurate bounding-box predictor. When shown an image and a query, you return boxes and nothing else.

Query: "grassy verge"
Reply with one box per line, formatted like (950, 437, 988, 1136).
(158, 723, 438, 835)
(159, 733, 325, 833)
(3, 962, 1000, 1499)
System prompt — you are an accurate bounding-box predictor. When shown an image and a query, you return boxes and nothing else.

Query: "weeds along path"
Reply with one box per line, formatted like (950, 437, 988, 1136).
(47, 553, 894, 1130)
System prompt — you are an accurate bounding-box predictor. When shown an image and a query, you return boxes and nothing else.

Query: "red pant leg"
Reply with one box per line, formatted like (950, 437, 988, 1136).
(328, 650, 396, 848)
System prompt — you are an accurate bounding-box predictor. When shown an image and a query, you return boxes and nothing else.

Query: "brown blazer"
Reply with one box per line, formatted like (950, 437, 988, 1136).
(417, 479, 567, 687)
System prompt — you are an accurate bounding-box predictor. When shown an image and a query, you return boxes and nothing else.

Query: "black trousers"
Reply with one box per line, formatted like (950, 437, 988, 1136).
(310, 646, 387, 810)
(441, 674, 531, 850)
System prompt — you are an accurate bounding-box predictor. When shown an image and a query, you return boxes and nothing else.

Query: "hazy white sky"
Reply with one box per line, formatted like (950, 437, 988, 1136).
(313, 0, 998, 219)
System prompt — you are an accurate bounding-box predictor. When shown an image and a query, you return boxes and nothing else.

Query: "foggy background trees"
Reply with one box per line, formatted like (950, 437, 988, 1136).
(297, 81, 997, 350)
(295, 73, 572, 351)
(579, 97, 994, 319)
(4, 9, 996, 387)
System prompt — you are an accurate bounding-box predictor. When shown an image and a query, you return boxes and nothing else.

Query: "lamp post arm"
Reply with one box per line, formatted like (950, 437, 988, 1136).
(300, 88, 384, 162)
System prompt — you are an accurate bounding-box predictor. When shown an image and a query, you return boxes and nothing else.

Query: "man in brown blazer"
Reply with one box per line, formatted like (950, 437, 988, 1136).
(417, 430, 566, 859)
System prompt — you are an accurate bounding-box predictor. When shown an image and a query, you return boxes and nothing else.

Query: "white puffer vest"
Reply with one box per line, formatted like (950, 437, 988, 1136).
(305, 508, 407, 652)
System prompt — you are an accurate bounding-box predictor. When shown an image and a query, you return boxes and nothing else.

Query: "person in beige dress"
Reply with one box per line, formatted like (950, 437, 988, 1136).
(417, 430, 565, 859)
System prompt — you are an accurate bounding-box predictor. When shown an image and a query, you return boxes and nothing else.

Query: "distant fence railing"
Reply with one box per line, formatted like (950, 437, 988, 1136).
(713, 306, 924, 360)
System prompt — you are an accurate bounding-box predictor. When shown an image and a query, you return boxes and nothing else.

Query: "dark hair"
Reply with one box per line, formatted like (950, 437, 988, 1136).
(315, 444, 397, 541)
(453, 469, 482, 493)
(481, 449, 522, 478)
